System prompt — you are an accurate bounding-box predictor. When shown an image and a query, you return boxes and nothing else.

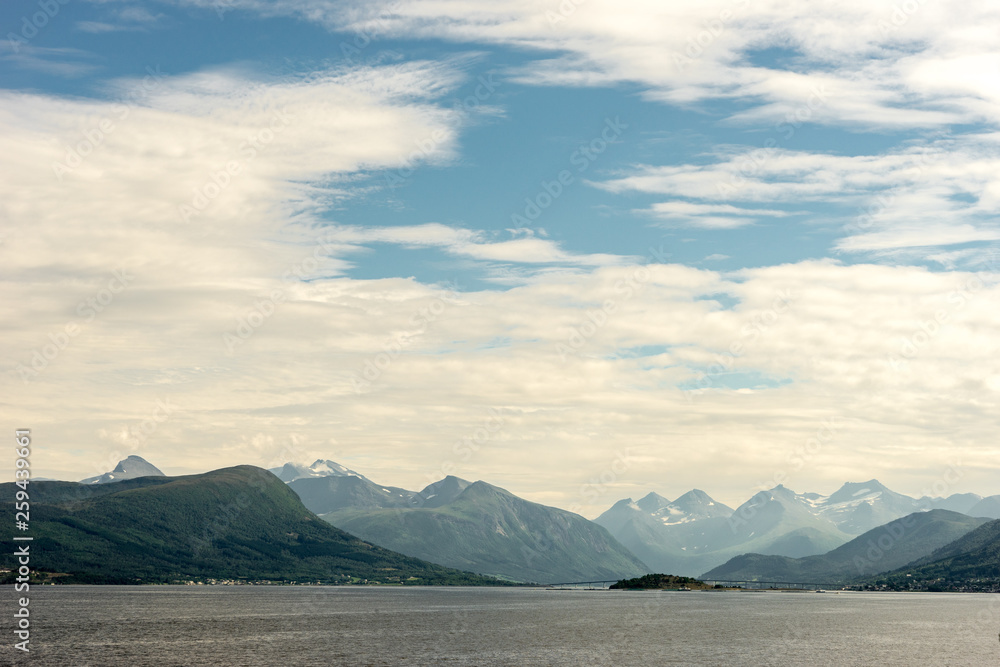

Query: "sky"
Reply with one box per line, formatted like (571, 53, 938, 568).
(2, 0, 999, 515)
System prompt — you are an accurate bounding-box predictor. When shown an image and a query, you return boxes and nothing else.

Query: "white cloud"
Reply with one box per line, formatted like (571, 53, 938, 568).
(641, 201, 793, 229)
(76, 22, 126, 33)
(77, 7, 166, 33)
(10, 0, 1000, 514)
(103, 2, 1000, 260)
(0, 57, 669, 507)
(838, 225, 1000, 253)
(325, 223, 633, 266)
(173, 0, 1000, 130)
(0, 59, 474, 479)
(1, 60, 468, 286)
(0, 44, 99, 77)
(596, 139, 1000, 257)
(6, 248, 1000, 511)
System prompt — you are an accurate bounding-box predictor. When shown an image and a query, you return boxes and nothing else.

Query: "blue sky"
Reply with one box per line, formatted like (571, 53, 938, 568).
(3, 0, 1000, 511)
(11, 0, 992, 282)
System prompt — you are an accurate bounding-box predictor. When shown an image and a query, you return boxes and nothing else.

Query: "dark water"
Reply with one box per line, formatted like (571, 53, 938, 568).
(2, 586, 999, 665)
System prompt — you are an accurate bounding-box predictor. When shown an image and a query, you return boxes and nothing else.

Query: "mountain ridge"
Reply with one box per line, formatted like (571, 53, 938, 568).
(4, 465, 504, 586)
(701, 509, 989, 583)
(323, 477, 649, 583)
(80, 455, 164, 484)
(596, 478, 1000, 577)
(280, 467, 649, 583)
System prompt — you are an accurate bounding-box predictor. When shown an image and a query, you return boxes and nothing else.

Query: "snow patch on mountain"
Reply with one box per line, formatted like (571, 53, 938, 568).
(270, 459, 368, 483)
(80, 455, 165, 484)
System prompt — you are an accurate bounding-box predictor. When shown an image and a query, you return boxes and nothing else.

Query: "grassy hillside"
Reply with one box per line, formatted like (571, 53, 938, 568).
(1, 466, 505, 585)
(870, 519, 1000, 591)
(702, 510, 987, 583)
(323, 480, 648, 583)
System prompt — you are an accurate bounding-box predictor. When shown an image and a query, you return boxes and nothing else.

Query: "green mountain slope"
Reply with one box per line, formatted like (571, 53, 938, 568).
(871, 518, 1000, 590)
(322, 479, 648, 583)
(702, 510, 987, 583)
(2, 466, 503, 585)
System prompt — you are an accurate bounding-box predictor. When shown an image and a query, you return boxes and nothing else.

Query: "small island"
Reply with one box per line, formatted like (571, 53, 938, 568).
(610, 573, 722, 590)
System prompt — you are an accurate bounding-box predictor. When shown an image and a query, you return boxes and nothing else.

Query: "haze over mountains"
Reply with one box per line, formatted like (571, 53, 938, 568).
(702, 510, 990, 583)
(267, 459, 1000, 583)
(279, 465, 647, 583)
(595, 479, 1000, 577)
(64, 456, 1000, 589)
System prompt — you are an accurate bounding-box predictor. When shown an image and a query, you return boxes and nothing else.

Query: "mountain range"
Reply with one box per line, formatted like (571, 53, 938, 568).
(5, 466, 502, 585)
(55, 456, 1000, 590)
(701, 509, 989, 583)
(595, 479, 1000, 577)
(276, 463, 647, 583)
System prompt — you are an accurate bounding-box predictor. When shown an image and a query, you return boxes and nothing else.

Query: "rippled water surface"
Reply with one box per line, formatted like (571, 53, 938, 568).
(2, 586, 999, 665)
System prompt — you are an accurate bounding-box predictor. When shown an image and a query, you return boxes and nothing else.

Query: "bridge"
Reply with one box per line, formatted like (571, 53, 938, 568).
(542, 580, 619, 589)
(701, 579, 837, 590)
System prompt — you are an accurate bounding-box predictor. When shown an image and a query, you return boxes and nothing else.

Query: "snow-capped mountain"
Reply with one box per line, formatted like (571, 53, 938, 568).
(805, 479, 922, 534)
(664, 489, 735, 523)
(627, 489, 735, 526)
(724, 484, 851, 556)
(594, 489, 742, 575)
(596, 479, 994, 577)
(272, 460, 425, 515)
(269, 459, 368, 483)
(80, 455, 165, 484)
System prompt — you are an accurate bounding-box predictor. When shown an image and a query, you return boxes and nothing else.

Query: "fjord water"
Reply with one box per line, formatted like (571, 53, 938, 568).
(3, 586, 999, 665)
